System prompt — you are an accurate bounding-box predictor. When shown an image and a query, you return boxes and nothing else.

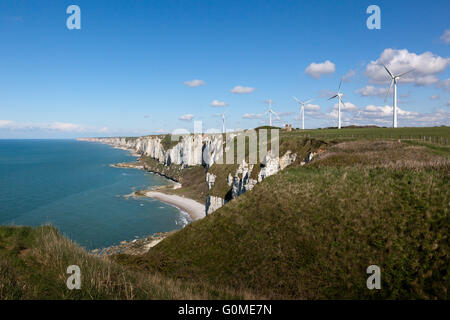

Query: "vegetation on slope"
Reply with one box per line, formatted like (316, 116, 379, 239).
(208, 131, 328, 199)
(114, 140, 449, 299)
(0, 225, 257, 299)
(156, 165, 208, 204)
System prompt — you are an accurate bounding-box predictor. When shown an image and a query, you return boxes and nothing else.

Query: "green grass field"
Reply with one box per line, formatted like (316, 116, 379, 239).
(293, 126, 450, 144)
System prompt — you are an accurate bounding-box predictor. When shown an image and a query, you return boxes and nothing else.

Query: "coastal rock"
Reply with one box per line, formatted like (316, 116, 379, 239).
(206, 172, 216, 190)
(258, 150, 297, 182)
(205, 172, 227, 215)
(231, 160, 257, 199)
(227, 173, 233, 186)
(202, 135, 224, 168)
(306, 151, 316, 163)
(206, 196, 226, 215)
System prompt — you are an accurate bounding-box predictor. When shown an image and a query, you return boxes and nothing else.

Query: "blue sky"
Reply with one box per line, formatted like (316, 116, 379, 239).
(0, 0, 449, 138)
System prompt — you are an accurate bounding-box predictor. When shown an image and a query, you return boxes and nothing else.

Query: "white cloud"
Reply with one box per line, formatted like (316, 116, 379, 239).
(430, 95, 440, 100)
(441, 29, 450, 44)
(355, 85, 388, 97)
(153, 129, 168, 133)
(414, 109, 450, 125)
(358, 105, 418, 119)
(334, 102, 358, 112)
(437, 78, 450, 92)
(304, 104, 321, 111)
(321, 103, 450, 127)
(211, 99, 228, 107)
(305, 60, 335, 79)
(183, 79, 205, 87)
(0, 120, 85, 132)
(230, 85, 255, 94)
(242, 113, 264, 119)
(178, 114, 194, 121)
(0, 120, 14, 128)
(325, 102, 358, 120)
(365, 49, 450, 86)
(48, 122, 84, 132)
(342, 69, 356, 82)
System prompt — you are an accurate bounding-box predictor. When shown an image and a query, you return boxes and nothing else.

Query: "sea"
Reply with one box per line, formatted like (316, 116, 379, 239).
(0, 139, 190, 250)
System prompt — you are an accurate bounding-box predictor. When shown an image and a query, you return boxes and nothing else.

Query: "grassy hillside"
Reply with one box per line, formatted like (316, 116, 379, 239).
(114, 140, 449, 299)
(0, 225, 257, 299)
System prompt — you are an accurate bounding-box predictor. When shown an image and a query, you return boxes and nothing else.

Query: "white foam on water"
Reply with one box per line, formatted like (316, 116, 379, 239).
(176, 210, 191, 227)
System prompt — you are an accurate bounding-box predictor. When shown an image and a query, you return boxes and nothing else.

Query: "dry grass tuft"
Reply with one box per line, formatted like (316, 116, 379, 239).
(0, 225, 260, 299)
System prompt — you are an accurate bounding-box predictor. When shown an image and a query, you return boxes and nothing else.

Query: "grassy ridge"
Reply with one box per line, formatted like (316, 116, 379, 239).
(114, 140, 449, 299)
(0, 226, 257, 299)
(298, 126, 450, 141)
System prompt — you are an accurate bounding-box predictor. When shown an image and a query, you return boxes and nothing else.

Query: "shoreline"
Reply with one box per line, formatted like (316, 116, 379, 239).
(106, 147, 204, 220)
(82, 139, 206, 235)
(145, 191, 206, 221)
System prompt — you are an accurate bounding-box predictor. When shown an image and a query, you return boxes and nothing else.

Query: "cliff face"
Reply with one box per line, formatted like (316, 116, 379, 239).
(204, 150, 314, 215)
(80, 135, 223, 168)
(79, 134, 322, 216)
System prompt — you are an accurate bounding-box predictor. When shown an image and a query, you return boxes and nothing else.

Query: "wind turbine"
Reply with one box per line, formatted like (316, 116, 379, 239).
(292, 97, 313, 129)
(382, 64, 414, 128)
(264, 99, 279, 126)
(215, 112, 226, 133)
(220, 112, 226, 134)
(328, 79, 346, 129)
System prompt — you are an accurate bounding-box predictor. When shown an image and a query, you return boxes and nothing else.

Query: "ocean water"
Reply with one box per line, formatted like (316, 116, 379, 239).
(0, 139, 190, 249)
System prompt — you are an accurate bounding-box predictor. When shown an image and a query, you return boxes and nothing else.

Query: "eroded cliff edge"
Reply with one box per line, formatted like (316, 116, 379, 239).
(78, 131, 327, 216)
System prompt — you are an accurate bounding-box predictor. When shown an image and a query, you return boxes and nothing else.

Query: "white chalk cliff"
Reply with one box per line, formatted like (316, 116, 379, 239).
(79, 134, 317, 216)
(80, 135, 224, 168)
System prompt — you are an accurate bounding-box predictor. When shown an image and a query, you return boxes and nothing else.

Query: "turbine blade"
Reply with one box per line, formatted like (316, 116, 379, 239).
(292, 96, 301, 103)
(398, 69, 414, 78)
(328, 95, 338, 100)
(304, 99, 314, 104)
(384, 79, 394, 102)
(382, 63, 394, 78)
(338, 79, 342, 92)
(272, 111, 280, 120)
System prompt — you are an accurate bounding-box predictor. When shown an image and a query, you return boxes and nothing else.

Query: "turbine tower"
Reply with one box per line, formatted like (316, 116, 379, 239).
(221, 112, 226, 134)
(264, 99, 279, 126)
(382, 64, 414, 128)
(328, 79, 346, 129)
(292, 97, 313, 129)
(215, 112, 226, 133)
